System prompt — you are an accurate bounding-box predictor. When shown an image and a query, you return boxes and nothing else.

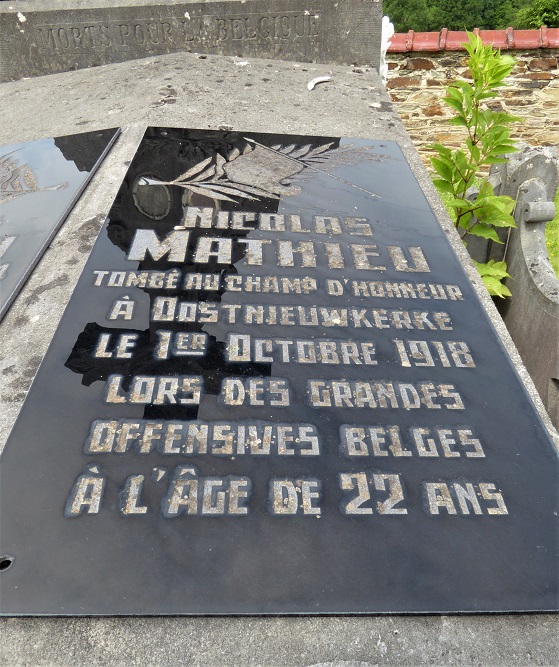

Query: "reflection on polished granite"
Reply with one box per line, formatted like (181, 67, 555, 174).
(0, 128, 119, 318)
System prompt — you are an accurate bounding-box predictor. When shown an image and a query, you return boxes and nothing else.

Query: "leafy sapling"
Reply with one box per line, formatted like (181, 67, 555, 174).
(430, 32, 521, 297)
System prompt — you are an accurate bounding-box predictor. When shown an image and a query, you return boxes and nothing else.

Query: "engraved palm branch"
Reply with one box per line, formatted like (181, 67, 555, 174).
(0, 152, 68, 205)
(138, 141, 395, 203)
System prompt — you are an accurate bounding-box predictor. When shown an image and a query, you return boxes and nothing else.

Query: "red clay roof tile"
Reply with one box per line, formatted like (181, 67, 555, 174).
(387, 27, 559, 52)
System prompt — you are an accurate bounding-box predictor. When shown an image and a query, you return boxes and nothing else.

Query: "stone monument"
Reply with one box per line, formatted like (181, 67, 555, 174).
(0, 0, 383, 82)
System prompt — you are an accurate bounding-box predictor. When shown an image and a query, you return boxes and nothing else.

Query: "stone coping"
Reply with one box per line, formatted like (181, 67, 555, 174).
(389, 26, 559, 52)
(1, 0, 240, 9)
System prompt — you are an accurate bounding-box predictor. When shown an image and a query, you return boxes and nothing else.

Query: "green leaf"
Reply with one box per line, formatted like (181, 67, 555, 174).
(491, 195, 516, 209)
(454, 150, 473, 173)
(481, 197, 511, 210)
(457, 211, 473, 230)
(477, 180, 494, 198)
(489, 143, 518, 155)
(466, 140, 480, 164)
(473, 259, 511, 279)
(429, 143, 452, 157)
(477, 91, 498, 101)
(480, 198, 514, 214)
(446, 87, 464, 100)
(453, 80, 474, 93)
(430, 157, 454, 182)
(444, 97, 466, 114)
(472, 260, 512, 297)
(468, 224, 502, 243)
(446, 198, 475, 210)
(482, 275, 512, 298)
(484, 156, 509, 164)
(488, 260, 511, 278)
(481, 215, 516, 229)
(448, 117, 469, 127)
(432, 178, 455, 194)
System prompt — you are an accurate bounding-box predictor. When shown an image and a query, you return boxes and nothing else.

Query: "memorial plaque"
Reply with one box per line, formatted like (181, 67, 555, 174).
(0, 128, 120, 319)
(0, 127, 557, 615)
(0, 0, 382, 82)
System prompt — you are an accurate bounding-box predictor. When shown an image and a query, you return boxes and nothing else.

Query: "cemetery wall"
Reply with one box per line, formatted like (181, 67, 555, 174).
(386, 28, 559, 164)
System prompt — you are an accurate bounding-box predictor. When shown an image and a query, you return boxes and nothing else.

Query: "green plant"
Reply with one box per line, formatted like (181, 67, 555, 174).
(516, 0, 559, 29)
(545, 187, 559, 278)
(430, 32, 521, 297)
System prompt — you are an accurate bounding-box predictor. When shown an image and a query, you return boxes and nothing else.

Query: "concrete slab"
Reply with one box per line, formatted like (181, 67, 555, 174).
(0, 49, 394, 144)
(0, 51, 557, 665)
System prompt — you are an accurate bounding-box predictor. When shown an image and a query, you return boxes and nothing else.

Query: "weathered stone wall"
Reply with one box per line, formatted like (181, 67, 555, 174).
(0, 0, 383, 81)
(386, 49, 559, 166)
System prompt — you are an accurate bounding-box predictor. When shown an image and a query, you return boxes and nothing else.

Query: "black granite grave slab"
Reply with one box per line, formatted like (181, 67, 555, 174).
(0, 128, 120, 319)
(0, 127, 557, 615)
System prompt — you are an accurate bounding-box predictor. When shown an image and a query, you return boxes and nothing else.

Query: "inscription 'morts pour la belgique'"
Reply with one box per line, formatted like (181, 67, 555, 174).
(33, 13, 320, 53)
